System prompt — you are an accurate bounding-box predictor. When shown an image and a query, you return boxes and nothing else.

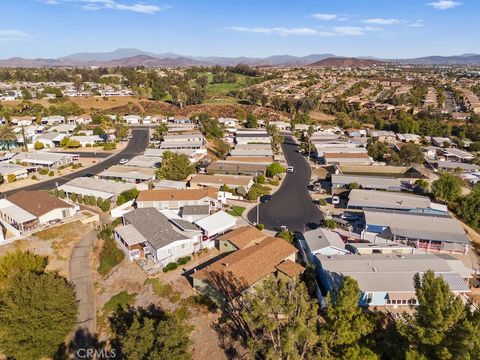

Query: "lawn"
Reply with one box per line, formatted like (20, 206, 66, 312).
(103, 291, 137, 314)
(228, 205, 246, 217)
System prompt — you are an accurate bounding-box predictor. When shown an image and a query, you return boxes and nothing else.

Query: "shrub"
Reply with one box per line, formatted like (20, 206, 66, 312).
(48, 171, 54, 177)
(99, 199, 111, 212)
(190, 294, 218, 312)
(89, 195, 96, 206)
(266, 162, 285, 178)
(177, 256, 191, 265)
(38, 168, 49, 175)
(70, 193, 77, 202)
(85, 143, 92, 147)
(322, 219, 336, 229)
(6, 174, 16, 183)
(256, 175, 266, 184)
(97, 227, 125, 276)
(53, 189, 59, 197)
(318, 198, 328, 206)
(77, 194, 83, 203)
(256, 223, 265, 230)
(268, 178, 280, 186)
(31, 175, 38, 181)
(58, 190, 66, 199)
(163, 262, 179, 272)
(34, 141, 44, 150)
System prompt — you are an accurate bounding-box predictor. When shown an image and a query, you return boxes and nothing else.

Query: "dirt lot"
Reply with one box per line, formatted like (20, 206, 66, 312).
(0, 221, 92, 277)
(92, 245, 231, 359)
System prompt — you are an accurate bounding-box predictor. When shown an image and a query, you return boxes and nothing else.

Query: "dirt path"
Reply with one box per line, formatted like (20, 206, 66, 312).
(69, 230, 97, 334)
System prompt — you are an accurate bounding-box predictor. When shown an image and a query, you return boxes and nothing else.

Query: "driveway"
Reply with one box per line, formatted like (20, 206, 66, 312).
(69, 230, 97, 334)
(3, 126, 150, 196)
(247, 137, 322, 232)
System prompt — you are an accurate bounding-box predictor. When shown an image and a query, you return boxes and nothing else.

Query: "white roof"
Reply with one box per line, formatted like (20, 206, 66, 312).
(348, 189, 432, 211)
(194, 211, 237, 234)
(301, 228, 346, 251)
(0, 199, 36, 223)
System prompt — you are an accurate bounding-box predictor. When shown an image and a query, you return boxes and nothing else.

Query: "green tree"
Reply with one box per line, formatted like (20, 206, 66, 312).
(320, 277, 377, 359)
(113, 307, 192, 360)
(241, 277, 320, 359)
(198, 113, 223, 139)
(157, 151, 195, 181)
(432, 173, 463, 203)
(399, 143, 424, 165)
(266, 162, 285, 178)
(397, 271, 466, 359)
(457, 184, 480, 230)
(0, 125, 17, 150)
(0, 251, 46, 288)
(367, 138, 389, 162)
(245, 112, 258, 128)
(397, 111, 420, 134)
(152, 123, 168, 141)
(0, 271, 77, 359)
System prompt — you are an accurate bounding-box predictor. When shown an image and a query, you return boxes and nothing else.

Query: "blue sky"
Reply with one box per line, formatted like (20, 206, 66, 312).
(0, 0, 478, 59)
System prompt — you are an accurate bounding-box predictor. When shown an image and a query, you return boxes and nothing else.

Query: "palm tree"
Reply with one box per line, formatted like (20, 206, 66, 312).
(0, 125, 17, 150)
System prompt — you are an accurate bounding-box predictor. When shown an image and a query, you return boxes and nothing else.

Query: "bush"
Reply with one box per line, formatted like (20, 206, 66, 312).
(85, 143, 92, 147)
(70, 193, 77, 202)
(103, 142, 116, 151)
(268, 178, 280, 186)
(34, 141, 44, 150)
(58, 190, 66, 199)
(48, 171, 54, 177)
(177, 256, 191, 265)
(99, 199, 111, 212)
(256, 223, 265, 230)
(322, 219, 337, 229)
(97, 227, 125, 276)
(163, 262, 179, 272)
(6, 174, 16, 183)
(38, 168, 49, 175)
(318, 198, 328, 206)
(31, 175, 38, 180)
(266, 162, 285, 178)
(256, 175, 266, 184)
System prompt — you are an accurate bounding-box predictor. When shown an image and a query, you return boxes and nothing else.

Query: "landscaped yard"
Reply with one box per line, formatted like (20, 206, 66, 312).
(228, 205, 246, 217)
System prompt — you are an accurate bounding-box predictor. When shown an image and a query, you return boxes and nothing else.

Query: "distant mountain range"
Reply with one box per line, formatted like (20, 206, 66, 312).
(308, 57, 385, 68)
(0, 48, 479, 67)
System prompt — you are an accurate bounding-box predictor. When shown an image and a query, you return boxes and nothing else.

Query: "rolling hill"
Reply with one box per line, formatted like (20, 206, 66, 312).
(308, 57, 385, 68)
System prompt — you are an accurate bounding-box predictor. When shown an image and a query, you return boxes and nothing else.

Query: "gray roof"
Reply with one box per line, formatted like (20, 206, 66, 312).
(0, 163, 27, 176)
(170, 218, 202, 232)
(234, 143, 272, 150)
(98, 166, 156, 181)
(123, 208, 189, 250)
(300, 228, 345, 252)
(115, 224, 147, 246)
(364, 209, 469, 244)
(332, 174, 402, 190)
(317, 253, 471, 293)
(60, 177, 135, 195)
(125, 155, 162, 168)
(434, 161, 479, 172)
(230, 149, 273, 157)
(348, 189, 432, 211)
(182, 205, 210, 216)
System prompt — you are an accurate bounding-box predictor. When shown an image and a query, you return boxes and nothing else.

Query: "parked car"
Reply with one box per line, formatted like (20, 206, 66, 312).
(332, 196, 340, 205)
(341, 213, 358, 221)
(119, 158, 129, 164)
(286, 166, 294, 173)
(260, 195, 272, 203)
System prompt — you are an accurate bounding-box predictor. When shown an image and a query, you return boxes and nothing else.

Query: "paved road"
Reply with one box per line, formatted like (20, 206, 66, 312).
(69, 230, 97, 334)
(4, 126, 150, 196)
(247, 137, 322, 232)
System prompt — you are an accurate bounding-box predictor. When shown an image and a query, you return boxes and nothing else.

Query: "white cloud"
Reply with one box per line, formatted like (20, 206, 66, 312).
(228, 26, 319, 36)
(311, 13, 338, 21)
(426, 1, 462, 10)
(41, 0, 168, 14)
(333, 26, 379, 36)
(408, 21, 425, 28)
(0, 30, 35, 43)
(363, 18, 401, 25)
(228, 24, 383, 37)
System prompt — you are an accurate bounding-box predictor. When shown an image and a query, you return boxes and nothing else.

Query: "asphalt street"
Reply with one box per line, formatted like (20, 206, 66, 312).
(247, 136, 322, 232)
(3, 126, 150, 196)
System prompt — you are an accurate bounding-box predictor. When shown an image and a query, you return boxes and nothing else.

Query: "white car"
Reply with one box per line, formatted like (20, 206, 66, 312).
(286, 166, 294, 173)
(332, 196, 340, 205)
(119, 158, 129, 165)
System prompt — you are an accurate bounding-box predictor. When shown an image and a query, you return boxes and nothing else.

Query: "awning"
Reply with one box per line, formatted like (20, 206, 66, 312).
(387, 292, 416, 301)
